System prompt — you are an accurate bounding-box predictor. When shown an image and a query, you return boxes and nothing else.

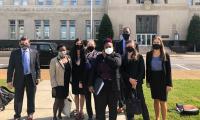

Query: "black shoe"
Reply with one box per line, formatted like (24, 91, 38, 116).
(58, 115, 62, 120)
(14, 115, 21, 120)
(52, 117, 57, 120)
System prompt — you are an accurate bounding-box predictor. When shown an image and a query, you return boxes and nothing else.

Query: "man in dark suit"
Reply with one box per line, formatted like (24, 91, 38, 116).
(7, 36, 40, 120)
(115, 27, 131, 56)
(115, 27, 132, 113)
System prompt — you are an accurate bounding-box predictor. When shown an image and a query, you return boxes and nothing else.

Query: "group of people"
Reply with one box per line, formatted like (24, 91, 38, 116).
(7, 27, 172, 120)
(49, 27, 173, 120)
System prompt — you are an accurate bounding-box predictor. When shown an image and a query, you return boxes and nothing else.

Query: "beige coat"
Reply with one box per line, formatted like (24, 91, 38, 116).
(49, 56, 72, 88)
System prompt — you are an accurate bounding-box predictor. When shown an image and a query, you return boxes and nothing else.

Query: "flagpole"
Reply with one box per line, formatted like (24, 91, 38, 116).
(90, 0, 93, 39)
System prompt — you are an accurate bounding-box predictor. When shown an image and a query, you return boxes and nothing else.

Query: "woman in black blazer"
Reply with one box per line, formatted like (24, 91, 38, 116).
(70, 38, 86, 119)
(146, 36, 172, 120)
(121, 40, 150, 120)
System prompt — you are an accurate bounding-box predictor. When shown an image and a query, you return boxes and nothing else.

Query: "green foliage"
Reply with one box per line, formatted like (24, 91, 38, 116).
(187, 15, 200, 51)
(97, 14, 114, 50)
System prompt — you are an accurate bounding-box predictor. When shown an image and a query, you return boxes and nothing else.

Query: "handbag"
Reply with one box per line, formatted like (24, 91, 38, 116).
(176, 103, 199, 115)
(125, 89, 142, 116)
(0, 86, 14, 111)
(62, 98, 72, 117)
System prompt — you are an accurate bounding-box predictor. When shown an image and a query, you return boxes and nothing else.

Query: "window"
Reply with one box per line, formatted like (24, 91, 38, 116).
(9, 20, 25, 40)
(136, 16, 157, 45)
(136, 0, 144, 4)
(62, 0, 68, 6)
(35, 20, 42, 40)
(18, 20, 24, 39)
(14, 0, 28, 6)
(164, 0, 168, 4)
(39, 45, 51, 52)
(69, 20, 76, 40)
(30, 45, 37, 49)
(44, 20, 50, 39)
(87, 0, 101, 5)
(71, 0, 77, 6)
(85, 20, 91, 40)
(10, 20, 16, 40)
(193, 0, 200, 5)
(127, 0, 130, 4)
(85, 20, 100, 40)
(136, 15, 157, 34)
(35, 20, 50, 40)
(60, 20, 67, 40)
(0, 0, 3, 6)
(38, 0, 44, 5)
(86, 0, 91, 5)
(37, 0, 52, 5)
(95, 0, 101, 5)
(94, 20, 100, 39)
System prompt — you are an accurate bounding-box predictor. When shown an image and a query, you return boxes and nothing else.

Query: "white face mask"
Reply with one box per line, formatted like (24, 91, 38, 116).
(105, 48, 113, 55)
(58, 51, 67, 58)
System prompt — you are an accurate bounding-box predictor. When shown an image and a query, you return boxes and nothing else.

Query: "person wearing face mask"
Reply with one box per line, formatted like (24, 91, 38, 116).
(115, 27, 133, 113)
(121, 40, 150, 120)
(7, 36, 40, 120)
(88, 38, 121, 120)
(85, 39, 100, 120)
(146, 36, 172, 120)
(70, 38, 87, 119)
(115, 27, 131, 56)
(49, 44, 72, 120)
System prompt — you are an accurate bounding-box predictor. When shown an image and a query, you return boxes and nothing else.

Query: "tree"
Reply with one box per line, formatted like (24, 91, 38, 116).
(97, 14, 114, 50)
(186, 15, 200, 52)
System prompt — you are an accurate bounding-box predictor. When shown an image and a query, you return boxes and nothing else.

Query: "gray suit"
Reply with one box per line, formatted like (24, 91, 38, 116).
(7, 48, 40, 118)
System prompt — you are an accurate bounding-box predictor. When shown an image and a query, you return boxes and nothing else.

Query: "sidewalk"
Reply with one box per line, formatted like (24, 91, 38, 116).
(0, 80, 126, 120)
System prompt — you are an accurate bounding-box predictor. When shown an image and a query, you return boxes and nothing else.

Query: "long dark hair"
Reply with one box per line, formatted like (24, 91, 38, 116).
(70, 38, 86, 63)
(152, 35, 166, 61)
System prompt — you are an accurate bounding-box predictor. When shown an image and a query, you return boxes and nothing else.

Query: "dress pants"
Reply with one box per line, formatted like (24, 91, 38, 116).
(14, 74, 36, 118)
(95, 81, 118, 120)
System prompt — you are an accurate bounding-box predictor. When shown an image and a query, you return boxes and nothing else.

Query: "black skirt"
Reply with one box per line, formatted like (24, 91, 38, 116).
(53, 86, 68, 99)
(149, 71, 167, 101)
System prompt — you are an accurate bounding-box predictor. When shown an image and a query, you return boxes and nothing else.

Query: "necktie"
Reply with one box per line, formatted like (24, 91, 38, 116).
(122, 39, 126, 56)
(23, 50, 29, 75)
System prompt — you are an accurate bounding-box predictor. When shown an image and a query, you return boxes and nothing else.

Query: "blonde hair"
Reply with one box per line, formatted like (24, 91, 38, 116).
(126, 40, 139, 60)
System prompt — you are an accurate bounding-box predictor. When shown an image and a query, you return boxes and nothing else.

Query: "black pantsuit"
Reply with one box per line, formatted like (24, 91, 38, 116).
(85, 88, 93, 118)
(95, 81, 118, 120)
(89, 53, 122, 120)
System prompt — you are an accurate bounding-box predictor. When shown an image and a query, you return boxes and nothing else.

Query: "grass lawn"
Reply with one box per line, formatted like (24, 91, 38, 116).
(0, 79, 200, 120)
(0, 79, 7, 87)
(135, 79, 200, 120)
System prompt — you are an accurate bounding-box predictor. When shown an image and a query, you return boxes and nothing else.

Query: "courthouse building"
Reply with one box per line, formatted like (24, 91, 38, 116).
(0, 0, 199, 46)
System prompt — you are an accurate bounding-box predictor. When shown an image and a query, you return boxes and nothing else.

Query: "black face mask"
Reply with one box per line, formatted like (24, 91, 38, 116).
(76, 45, 83, 50)
(87, 46, 95, 52)
(126, 47, 135, 53)
(122, 34, 130, 41)
(152, 44, 161, 50)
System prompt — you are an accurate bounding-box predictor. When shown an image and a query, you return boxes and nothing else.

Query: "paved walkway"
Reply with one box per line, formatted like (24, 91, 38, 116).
(0, 80, 126, 120)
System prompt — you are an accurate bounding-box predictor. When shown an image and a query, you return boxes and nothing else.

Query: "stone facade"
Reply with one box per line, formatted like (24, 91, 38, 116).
(0, 0, 199, 45)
